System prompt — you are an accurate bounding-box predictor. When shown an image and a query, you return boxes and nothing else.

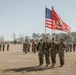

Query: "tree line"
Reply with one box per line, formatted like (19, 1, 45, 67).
(0, 32, 76, 44)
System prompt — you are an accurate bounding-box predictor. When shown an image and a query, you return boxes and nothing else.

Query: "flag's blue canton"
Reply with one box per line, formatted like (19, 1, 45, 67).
(45, 8, 52, 19)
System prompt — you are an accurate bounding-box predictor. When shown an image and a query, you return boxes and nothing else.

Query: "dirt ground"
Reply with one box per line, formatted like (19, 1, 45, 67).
(0, 44, 76, 75)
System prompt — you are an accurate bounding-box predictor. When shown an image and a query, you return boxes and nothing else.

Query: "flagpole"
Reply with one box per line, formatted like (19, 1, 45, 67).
(54, 29, 55, 38)
(51, 6, 54, 39)
(51, 29, 53, 39)
(45, 22, 46, 41)
(45, 7, 46, 48)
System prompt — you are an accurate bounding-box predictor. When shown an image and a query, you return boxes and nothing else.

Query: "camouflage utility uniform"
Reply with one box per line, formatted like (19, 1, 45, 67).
(58, 38, 65, 67)
(49, 38, 58, 66)
(38, 39, 44, 66)
(73, 43, 76, 52)
(43, 40, 50, 66)
(69, 43, 72, 52)
(23, 42, 27, 54)
(0, 43, 2, 51)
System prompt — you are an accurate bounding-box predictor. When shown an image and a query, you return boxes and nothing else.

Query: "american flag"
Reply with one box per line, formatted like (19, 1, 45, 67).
(45, 8, 53, 28)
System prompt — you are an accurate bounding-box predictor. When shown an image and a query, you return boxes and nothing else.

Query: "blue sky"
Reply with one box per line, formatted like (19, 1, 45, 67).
(0, 0, 76, 41)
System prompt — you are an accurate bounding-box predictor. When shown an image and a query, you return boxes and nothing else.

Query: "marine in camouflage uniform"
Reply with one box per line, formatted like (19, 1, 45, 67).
(33, 43, 36, 53)
(37, 42, 40, 52)
(38, 39, 44, 66)
(49, 38, 58, 66)
(73, 42, 76, 52)
(65, 43, 69, 52)
(58, 38, 65, 67)
(27, 43, 30, 52)
(3, 43, 5, 51)
(23, 42, 27, 54)
(69, 43, 72, 52)
(32, 40, 36, 53)
(0, 42, 2, 51)
(7, 43, 9, 51)
(43, 39, 50, 66)
(23, 42, 25, 52)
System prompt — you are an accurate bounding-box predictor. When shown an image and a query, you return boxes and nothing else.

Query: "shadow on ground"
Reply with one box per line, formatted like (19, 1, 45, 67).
(3, 65, 58, 73)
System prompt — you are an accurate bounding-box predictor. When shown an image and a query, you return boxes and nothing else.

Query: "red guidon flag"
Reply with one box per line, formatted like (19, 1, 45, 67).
(62, 21, 71, 33)
(52, 8, 66, 30)
(52, 8, 71, 33)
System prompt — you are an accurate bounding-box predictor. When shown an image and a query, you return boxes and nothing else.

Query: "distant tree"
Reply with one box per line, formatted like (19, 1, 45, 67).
(71, 32, 76, 42)
(57, 33, 73, 42)
(40, 33, 45, 41)
(17, 34, 25, 44)
(46, 33, 51, 40)
(11, 33, 17, 44)
(53, 33, 59, 42)
(25, 36, 30, 43)
(32, 33, 37, 40)
(32, 33, 40, 42)
(0, 35, 5, 42)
